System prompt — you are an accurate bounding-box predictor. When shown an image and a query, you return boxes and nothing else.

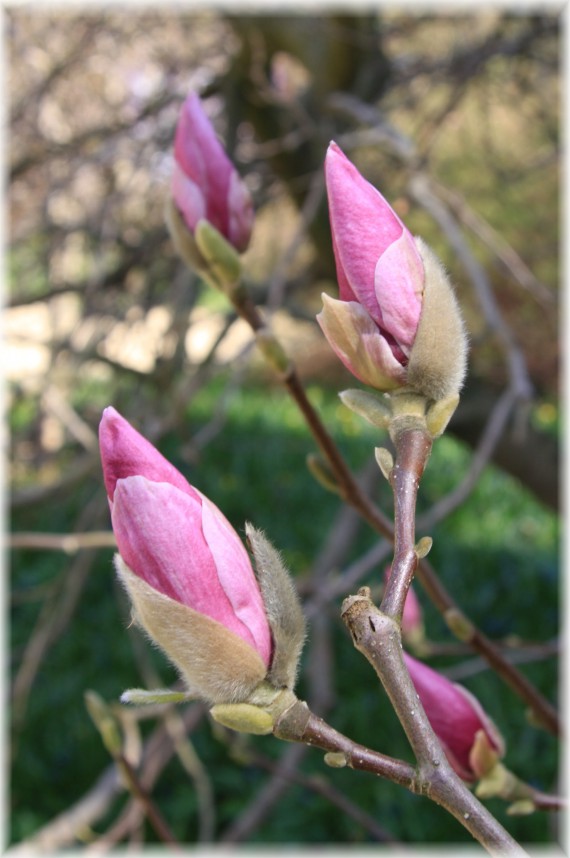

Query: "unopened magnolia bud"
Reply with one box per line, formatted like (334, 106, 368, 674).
(404, 654, 505, 782)
(245, 524, 306, 691)
(414, 536, 433, 558)
(319, 143, 468, 404)
(338, 389, 392, 429)
(171, 91, 254, 252)
(99, 407, 280, 705)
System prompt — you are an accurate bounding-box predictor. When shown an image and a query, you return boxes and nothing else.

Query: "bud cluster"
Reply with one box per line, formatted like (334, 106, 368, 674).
(96, 91, 513, 809)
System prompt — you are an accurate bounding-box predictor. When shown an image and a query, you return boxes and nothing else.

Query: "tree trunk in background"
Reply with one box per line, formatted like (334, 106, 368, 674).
(223, 15, 391, 277)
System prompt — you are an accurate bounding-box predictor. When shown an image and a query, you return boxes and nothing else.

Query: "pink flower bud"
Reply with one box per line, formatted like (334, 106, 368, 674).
(318, 142, 468, 400)
(403, 653, 505, 781)
(172, 92, 254, 252)
(99, 408, 273, 687)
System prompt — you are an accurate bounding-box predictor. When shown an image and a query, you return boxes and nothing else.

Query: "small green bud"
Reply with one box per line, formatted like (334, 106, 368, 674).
(120, 688, 194, 706)
(255, 328, 291, 375)
(338, 389, 392, 429)
(324, 751, 348, 768)
(506, 800, 536, 817)
(444, 607, 475, 642)
(210, 703, 274, 735)
(414, 536, 433, 558)
(165, 198, 209, 274)
(194, 219, 242, 290)
(524, 706, 551, 732)
(375, 446, 394, 480)
(475, 762, 518, 801)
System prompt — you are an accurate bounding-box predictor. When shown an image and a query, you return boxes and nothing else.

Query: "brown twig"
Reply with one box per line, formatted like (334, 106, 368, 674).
(219, 743, 308, 843)
(245, 747, 398, 842)
(275, 702, 416, 787)
(381, 427, 432, 620)
(9, 531, 116, 553)
(115, 753, 181, 850)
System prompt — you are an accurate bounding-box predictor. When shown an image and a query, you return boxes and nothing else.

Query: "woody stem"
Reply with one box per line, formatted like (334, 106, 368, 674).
(380, 426, 432, 619)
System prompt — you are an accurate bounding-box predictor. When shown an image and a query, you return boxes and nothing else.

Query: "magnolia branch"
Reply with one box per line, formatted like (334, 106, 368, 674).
(340, 593, 526, 857)
(381, 426, 432, 620)
(224, 279, 560, 738)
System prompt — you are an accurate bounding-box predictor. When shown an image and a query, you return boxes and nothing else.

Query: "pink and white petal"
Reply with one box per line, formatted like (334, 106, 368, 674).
(174, 93, 235, 239)
(227, 171, 254, 252)
(438, 740, 477, 782)
(175, 93, 222, 184)
(325, 142, 404, 325)
(454, 684, 505, 758)
(317, 295, 407, 390)
(172, 164, 206, 234)
(112, 477, 209, 601)
(200, 496, 272, 665)
(112, 478, 255, 653)
(374, 231, 424, 353)
(99, 407, 196, 501)
(330, 226, 358, 304)
(403, 653, 489, 778)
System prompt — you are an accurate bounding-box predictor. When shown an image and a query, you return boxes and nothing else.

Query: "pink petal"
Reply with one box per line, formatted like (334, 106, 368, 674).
(374, 231, 424, 354)
(171, 163, 206, 233)
(174, 93, 233, 238)
(201, 497, 272, 665)
(112, 476, 267, 657)
(99, 407, 195, 501)
(325, 141, 404, 326)
(227, 170, 254, 252)
(404, 653, 496, 780)
(317, 294, 407, 390)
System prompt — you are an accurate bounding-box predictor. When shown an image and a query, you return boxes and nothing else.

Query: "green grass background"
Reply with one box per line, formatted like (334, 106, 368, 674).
(10, 375, 559, 846)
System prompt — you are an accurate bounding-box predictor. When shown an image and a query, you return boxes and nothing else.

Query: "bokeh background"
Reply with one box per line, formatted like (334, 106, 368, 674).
(8, 9, 560, 850)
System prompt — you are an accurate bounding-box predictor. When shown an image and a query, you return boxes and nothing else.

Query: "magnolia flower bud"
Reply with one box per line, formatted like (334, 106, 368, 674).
(318, 142, 468, 401)
(404, 652, 505, 781)
(99, 407, 304, 705)
(171, 92, 254, 253)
